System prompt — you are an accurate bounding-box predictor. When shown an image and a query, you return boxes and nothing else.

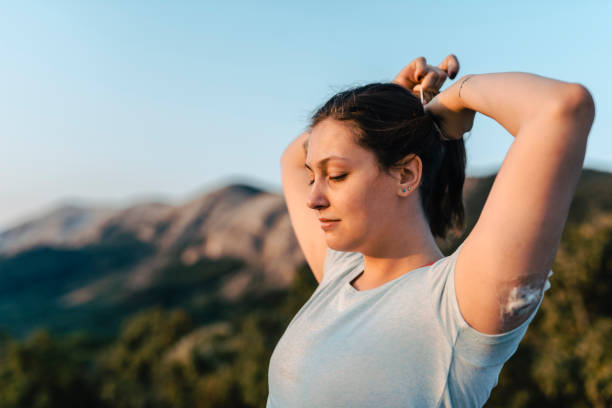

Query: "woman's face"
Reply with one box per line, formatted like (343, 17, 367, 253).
(305, 118, 400, 254)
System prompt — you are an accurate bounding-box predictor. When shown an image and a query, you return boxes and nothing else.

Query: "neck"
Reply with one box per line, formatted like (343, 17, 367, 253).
(352, 206, 444, 291)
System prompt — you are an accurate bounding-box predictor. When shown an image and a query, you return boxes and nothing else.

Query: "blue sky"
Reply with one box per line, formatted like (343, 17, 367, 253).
(1, 1, 611, 230)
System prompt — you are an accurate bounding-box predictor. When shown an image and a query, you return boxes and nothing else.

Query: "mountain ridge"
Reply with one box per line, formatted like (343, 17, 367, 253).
(1, 170, 610, 337)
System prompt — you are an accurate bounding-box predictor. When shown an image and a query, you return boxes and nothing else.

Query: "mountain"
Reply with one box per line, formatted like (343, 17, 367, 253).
(1, 170, 611, 338)
(0, 184, 303, 287)
(0, 183, 303, 337)
(0, 205, 117, 255)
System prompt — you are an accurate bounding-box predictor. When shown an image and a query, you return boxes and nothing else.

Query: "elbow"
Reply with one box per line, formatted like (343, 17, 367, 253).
(557, 83, 596, 128)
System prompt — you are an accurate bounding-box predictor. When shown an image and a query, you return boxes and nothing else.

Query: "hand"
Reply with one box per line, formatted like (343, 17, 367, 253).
(392, 54, 460, 104)
(424, 76, 476, 140)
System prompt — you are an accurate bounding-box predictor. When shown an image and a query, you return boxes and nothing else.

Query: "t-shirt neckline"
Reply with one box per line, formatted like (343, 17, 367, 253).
(344, 259, 438, 295)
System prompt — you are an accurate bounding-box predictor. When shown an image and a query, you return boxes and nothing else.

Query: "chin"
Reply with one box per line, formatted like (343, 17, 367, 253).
(326, 236, 360, 254)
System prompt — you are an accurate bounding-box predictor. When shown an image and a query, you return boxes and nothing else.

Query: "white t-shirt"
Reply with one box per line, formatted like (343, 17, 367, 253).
(267, 244, 552, 407)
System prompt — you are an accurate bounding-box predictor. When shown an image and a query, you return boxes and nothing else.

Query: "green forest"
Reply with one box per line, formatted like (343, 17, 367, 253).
(0, 170, 611, 407)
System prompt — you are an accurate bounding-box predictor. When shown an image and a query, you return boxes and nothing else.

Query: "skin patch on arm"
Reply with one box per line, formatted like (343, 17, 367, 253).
(503, 285, 543, 317)
(499, 270, 552, 321)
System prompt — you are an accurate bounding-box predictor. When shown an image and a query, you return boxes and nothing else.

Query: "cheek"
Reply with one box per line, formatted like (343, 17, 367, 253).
(345, 189, 383, 230)
(363, 182, 392, 218)
(334, 173, 391, 230)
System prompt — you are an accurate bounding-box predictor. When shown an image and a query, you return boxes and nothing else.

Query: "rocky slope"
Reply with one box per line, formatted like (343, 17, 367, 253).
(0, 184, 304, 292)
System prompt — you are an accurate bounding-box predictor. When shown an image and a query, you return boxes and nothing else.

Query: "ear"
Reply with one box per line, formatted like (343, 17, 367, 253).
(390, 154, 422, 196)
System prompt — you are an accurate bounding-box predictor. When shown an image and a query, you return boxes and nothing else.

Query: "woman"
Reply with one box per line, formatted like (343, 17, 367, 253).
(268, 55, 595, 407)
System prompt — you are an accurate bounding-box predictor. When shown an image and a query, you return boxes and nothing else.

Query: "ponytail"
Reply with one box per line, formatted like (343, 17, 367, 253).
(424, 137, 466, 238)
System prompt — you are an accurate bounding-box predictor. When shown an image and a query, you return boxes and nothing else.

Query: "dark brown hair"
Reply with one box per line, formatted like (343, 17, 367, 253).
(309, 82, 465, 239)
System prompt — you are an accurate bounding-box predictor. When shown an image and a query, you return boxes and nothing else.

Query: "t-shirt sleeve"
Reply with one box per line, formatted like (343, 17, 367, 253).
(430, 243, 553, 367)
(320, 247, 363, 287)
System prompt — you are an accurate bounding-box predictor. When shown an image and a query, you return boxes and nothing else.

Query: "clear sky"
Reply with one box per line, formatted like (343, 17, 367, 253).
(1, 1, 611, 231)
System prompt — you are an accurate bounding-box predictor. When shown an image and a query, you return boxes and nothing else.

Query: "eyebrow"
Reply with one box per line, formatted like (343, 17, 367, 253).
(304, 156, 349, 171)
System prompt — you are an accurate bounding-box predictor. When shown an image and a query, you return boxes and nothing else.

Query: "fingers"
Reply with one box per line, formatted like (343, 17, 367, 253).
(438, 54, 460, 79)
(413, 57, 428, 82)
(393, 55, 459, 96)
(417, 72, 435, 93)
(416, 66, 448, 96)
(392, 56, 427, 88)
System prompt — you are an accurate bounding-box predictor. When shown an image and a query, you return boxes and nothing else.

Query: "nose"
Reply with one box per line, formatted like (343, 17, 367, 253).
(306, 181, 330, 210)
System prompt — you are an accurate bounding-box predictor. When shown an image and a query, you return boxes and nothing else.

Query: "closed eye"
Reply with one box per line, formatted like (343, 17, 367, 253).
(308, 174, 347, 186)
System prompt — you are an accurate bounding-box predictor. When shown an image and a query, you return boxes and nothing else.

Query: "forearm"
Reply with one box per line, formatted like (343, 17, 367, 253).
(455, 73, 594, 137)
(280, 131, 309, 168)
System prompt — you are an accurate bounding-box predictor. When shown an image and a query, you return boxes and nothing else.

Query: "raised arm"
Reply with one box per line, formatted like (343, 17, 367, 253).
(281, 131, 329, 283)
(427, 73, 595, 334)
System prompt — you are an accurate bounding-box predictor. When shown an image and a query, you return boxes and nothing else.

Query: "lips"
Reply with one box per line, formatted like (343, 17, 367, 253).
(319, 218, 340, 231)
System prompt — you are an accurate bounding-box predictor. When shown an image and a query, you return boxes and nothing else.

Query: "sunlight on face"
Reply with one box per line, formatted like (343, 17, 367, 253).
(305, 118, 399, 253)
